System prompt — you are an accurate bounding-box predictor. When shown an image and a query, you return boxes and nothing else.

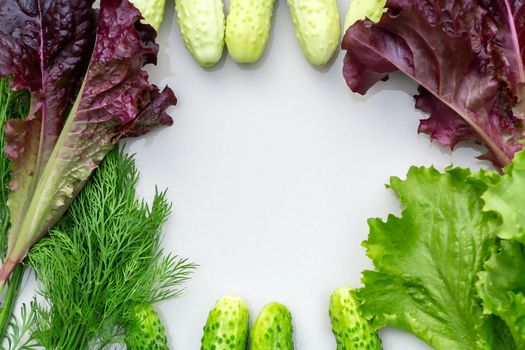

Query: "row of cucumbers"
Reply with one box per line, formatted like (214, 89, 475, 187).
(201, 287, 381, 350)
(131, 0, 386, 67)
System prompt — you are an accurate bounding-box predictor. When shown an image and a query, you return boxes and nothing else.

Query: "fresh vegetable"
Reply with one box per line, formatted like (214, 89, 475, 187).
(251, 302, 294, 350)
(201, 296, 250, 350)
(225, 0, 276, 63)
(4, 303, 39, 350)
(0, 0, 176, 286)
(354, 154, 525, 349)
(342, 0, 525, 168)
(344, 0, 386, 30)
(175, 0, 226, 67)
(125, 304, 169, 350)
(28, 148, 194, 349)
(329, 287, 381, 350)
(287, 0, 341, 66)
(359, 165, 509, 349)
(477, 150, 525, 348)
(0, 78, 32, 348)
(131, 0, 167, 30)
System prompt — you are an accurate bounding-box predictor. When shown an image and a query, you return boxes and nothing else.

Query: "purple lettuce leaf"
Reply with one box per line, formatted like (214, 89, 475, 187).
(0, 0, 98, 276)
(478, 0, 525, 116)
(0, 0, 175, 284)
(342, 0, 523, 167)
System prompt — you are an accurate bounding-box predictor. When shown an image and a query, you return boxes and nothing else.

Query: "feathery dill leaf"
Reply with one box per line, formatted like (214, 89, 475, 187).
(4, 303, 39, 350)
(29, 148, 195, 350)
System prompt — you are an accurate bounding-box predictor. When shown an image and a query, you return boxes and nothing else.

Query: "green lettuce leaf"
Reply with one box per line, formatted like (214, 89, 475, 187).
(478, 241, 525, 348)
(360, 166, 504, 349)
(478, 149, 525, 347)
(482, 150, 525, 242)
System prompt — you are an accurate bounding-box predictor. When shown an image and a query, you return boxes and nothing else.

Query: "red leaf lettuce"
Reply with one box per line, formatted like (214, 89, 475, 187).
(0, 0, 176, 285)
(342, 0, 525, 167)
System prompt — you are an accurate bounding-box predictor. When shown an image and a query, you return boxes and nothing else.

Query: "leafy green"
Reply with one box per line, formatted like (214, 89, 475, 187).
(360, 166, 504, 349)
(0, 78, 34, 349)
(478, 241, 525, 348)
(477, 150, 525, 347)
(482, 150, 525, 242)
(28, 148, 195, 349)
(0, 79, 29, 258)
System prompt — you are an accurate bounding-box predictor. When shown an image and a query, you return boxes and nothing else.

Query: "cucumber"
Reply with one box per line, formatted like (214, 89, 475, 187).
(225, 0, 276, 63)
(287, 0, 341, 66)
(130, 0, 166, 31)
(329, 287, 382, 350)
(175, 0, 226, 67)
(125, 304, 169, 350)
(344, 0, 386, 30)
(251, 302, 294, 350)
(201, 295, 250, 350)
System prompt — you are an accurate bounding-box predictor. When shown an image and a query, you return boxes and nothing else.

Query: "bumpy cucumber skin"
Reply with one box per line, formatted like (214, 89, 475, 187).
(201, 296, 250, 350)
(329, 287, 382, 350)
(130, 0, 166, 31)
(287, 0, 341, 66)
(125, 304, 169, 350)
(225, 0, 276, 63)
(251, 302, 294, 350)
(175, 0, 225, 67)
(344, 0, 386, 30)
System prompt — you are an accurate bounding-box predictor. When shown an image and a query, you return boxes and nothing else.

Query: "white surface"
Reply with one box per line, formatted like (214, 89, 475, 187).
(19, 0, 489, 349)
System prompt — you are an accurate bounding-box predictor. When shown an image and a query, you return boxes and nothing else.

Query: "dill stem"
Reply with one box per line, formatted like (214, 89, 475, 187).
(59, 323, 88, 350)
(0, 264, 25, 341)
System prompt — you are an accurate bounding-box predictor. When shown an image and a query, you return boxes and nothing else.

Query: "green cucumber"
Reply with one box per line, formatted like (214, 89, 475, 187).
(329, 287, 382, 350)
(251, 302, 294, 350)
(344, 0, 386, 30)
(130, 0, 166, 31)
(287, 0, 341, 66)
(125, 304, 169, 350)
(201, 295, 250, 350)
(175, 0, 226, 67)
(225, 0, 276, 63)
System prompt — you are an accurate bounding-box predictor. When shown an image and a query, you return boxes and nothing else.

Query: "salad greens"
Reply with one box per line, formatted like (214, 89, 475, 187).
(0, 0, 176, 287)
(358, 149, 525, 349)
(361, 166, 502, 349)
(342, 0, 525, 168)
(477, 150, 525, 348)
(344, 2, 525, 348)
(0, 78, 32, 348)
(29, 148, 194, 349)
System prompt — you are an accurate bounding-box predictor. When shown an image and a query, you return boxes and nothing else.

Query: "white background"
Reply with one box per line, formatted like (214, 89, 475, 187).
(19, 0, 488, 349)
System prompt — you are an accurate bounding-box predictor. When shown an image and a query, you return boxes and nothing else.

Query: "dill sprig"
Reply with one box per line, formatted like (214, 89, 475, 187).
(29, 148, 195, 350)
(4, 303, 39, 350)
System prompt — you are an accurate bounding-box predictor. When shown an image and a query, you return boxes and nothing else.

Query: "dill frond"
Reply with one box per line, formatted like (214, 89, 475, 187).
(28, 148, 196, 350)
(4, 303, 39, 350)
